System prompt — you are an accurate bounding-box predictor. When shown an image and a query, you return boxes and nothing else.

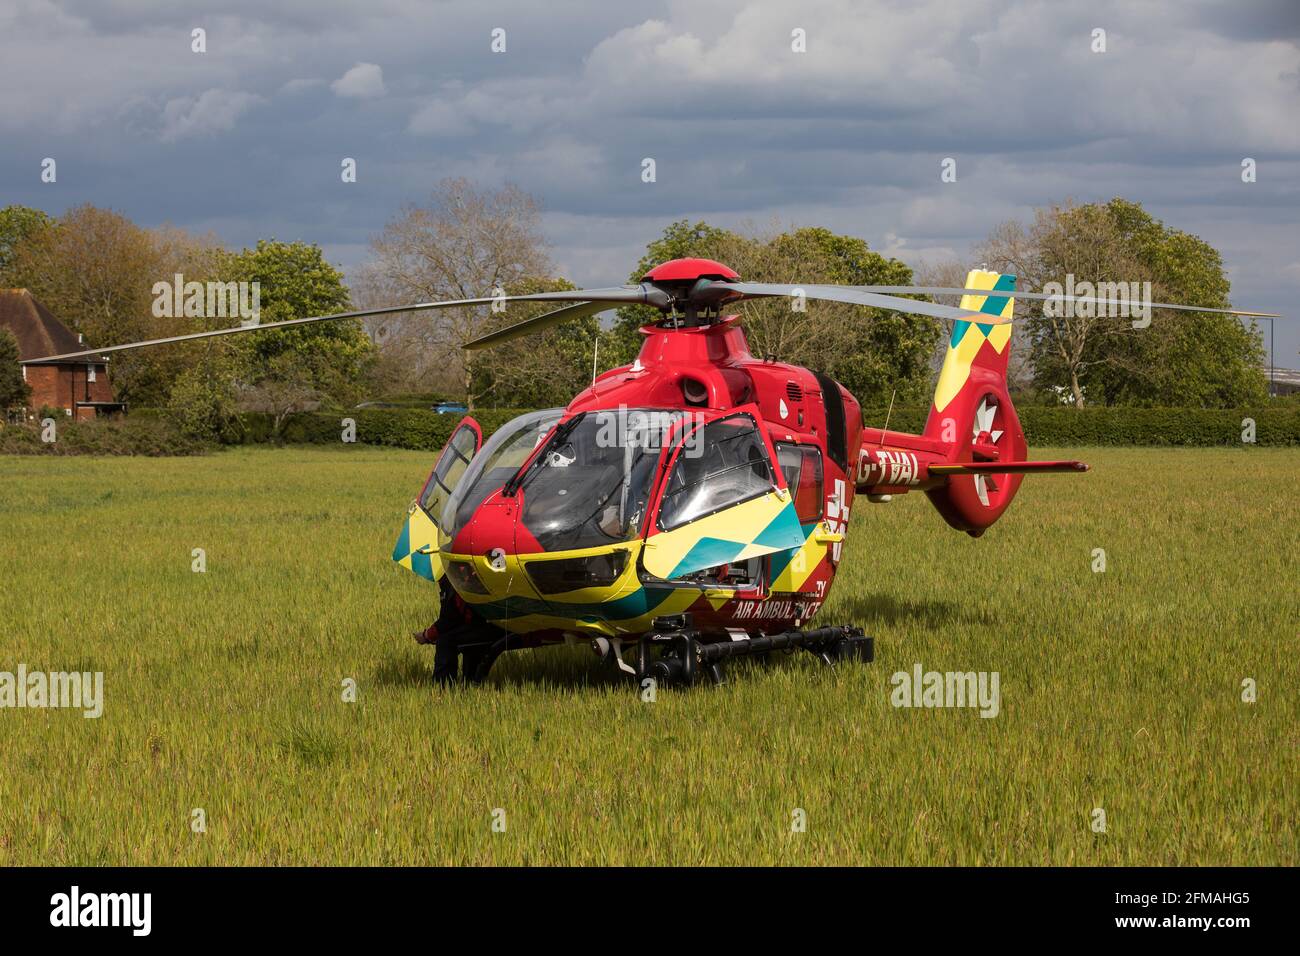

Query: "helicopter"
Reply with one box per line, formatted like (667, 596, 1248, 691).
(29, 256, 1278, 687)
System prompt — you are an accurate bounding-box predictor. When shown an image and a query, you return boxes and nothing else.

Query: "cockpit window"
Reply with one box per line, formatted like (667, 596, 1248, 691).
(658, 415, 776, 531)
(775, 442, 824, 523)
(518, 408, 683, 552)
(419, 424, 477, 523)
(444, 408, 564, 539)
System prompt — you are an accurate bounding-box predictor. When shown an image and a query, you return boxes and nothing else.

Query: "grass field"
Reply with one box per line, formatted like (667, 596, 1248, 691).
(1, 445, 1295, 866)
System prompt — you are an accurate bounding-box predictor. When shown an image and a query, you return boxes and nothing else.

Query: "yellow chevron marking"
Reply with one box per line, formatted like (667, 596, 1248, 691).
(393, 505, 443, 581)
(770, 522, 828, 593)
(641, 491, 795, 580)
(933, 269, 1014, 412)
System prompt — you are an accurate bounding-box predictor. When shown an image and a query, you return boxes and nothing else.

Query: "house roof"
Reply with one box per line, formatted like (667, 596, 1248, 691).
(0, 289, 108, 364)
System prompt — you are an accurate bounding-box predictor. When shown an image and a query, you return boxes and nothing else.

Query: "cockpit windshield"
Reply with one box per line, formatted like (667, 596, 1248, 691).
(443, 408, 564, 541)
(516, 408, 685, 552)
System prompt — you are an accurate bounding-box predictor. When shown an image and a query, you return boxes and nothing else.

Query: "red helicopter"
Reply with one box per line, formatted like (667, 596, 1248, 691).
(32, 256, 1274, 686)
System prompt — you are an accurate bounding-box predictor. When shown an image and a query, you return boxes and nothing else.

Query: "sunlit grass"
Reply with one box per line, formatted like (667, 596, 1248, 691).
(0, 445, 1295, 865)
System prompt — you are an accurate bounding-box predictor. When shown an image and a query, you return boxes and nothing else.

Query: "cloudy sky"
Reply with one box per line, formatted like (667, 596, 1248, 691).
(2, 0, 1297, 360)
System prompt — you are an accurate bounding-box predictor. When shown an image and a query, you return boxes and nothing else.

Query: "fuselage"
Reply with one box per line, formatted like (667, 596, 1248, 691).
(398, 316, 863, 643)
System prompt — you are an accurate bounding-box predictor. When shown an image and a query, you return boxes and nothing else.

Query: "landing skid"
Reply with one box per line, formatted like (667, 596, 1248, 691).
(429, 615, 873, 687)
(625, 615, 875, 687)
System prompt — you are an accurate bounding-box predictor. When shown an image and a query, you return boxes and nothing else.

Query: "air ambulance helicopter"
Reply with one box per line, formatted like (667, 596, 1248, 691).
(29, 257, 1277, 686)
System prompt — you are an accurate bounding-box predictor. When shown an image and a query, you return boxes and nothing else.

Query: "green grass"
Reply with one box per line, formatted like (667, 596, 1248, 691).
(0, 445, 1295, 865)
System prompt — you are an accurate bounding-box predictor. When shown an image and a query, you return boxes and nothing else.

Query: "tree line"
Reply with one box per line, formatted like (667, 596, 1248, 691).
(0, 182, 1270, 433)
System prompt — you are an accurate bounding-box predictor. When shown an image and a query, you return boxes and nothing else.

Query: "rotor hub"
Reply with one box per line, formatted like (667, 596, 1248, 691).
(641, 258, 739, 284)
(639, 259, 744, 326)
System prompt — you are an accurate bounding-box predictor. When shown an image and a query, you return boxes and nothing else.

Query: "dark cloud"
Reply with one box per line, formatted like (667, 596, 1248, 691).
(1190, 0, 1300, 42)
(2, 0, 1297, 359)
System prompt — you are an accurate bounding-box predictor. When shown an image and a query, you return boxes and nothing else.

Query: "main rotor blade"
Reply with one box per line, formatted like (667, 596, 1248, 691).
(725, 282, 1010, 325)
(462, 300, 612, 350)
(850, 286, 1279, 318)
(21, 287, 653, 364)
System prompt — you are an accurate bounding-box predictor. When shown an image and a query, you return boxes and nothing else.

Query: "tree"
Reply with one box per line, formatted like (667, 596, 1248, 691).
(978, 199, 1265, 407)
(236, 352, 327, 440)
(360, 178, 554, 407)
(468, 276, 604, 408)
(0, 329, 30, 412)
(610, 220, 940, 407)
(1089, 199, 1265, 407)
(977, 205, 1140, 408)
(1, 204, 225, 405)
(0, 205, 52, 275)
(738, 226, 936, 407)
(220, 239, 373, 407)
(166, 343, 243, 443)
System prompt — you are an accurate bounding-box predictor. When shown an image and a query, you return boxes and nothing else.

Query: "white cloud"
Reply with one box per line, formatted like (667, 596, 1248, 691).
(331, 62, 385, 99)
(407, 93, 476, 136)
(159, 89, 263, 142)
(280, 77, 325, 95)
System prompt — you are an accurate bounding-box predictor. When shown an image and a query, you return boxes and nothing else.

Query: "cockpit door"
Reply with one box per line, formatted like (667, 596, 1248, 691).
(640, 410, 807, 581)
(392, 416, 483, 582)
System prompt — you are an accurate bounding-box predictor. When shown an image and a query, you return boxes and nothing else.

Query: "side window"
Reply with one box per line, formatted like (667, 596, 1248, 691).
(776, 443, 823, 523)
(659, 416, 776, 530)
(419, 424, 477, 522)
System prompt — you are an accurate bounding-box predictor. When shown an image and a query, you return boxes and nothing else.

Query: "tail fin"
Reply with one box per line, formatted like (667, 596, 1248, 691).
(923, 270, 1029, 536)
(930, 269, 1016, 415)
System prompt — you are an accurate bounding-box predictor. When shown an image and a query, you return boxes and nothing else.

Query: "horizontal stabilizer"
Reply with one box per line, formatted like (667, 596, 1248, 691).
(930, 460, 1089, 475)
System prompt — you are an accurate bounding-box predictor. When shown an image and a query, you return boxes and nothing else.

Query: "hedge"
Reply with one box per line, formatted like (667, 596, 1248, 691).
(1021, 406, 1300, 446)
(236, 407, 539, 451)
(858, 406, 1300, 446)
(0, 416, 209, 456)
(260, 404, 1297, 449)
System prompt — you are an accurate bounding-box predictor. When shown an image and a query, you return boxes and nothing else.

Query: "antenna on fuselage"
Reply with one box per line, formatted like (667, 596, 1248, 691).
(878, 388, 897, 447)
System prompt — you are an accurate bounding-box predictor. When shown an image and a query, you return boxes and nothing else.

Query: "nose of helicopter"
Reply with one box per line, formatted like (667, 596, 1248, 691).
(442, 498, 546, 603)
(441, 495, 649, 638)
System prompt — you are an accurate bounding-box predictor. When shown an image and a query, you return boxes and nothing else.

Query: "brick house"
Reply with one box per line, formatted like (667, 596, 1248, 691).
(0, 289, 126, 420)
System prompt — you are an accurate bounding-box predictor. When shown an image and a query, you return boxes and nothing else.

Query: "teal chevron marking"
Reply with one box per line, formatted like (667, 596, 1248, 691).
(769, 547, 795, 580)
(770, 522, 820, 583)
(391, 524, 410, 561)
(978, 273, 1018, 322)
(471, 585, 675, 624)
(411, 550, 434, 581)
(667, 536, 743, 580)
(752, 502, 806, 551)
